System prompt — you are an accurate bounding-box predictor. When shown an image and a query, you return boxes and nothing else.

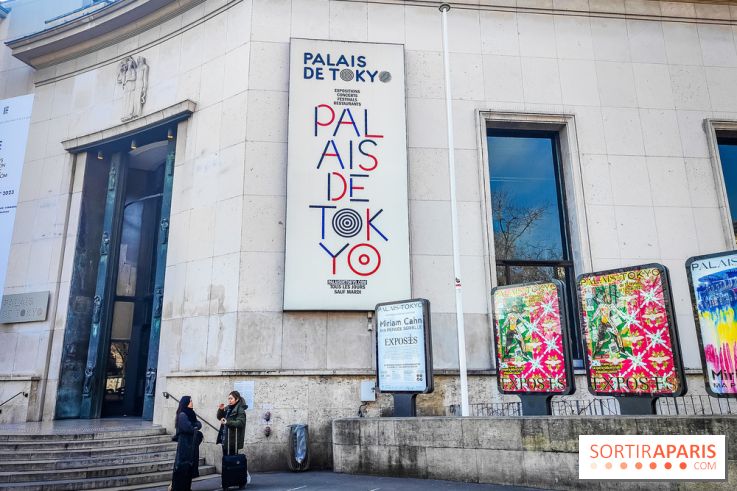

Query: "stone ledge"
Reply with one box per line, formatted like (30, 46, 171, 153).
(332, 416, 737, 489)
(62, 99, 195, 153)
(6, 0, 208, 69)
(0, 376, 40, 381)
(166, 369, 377, 377)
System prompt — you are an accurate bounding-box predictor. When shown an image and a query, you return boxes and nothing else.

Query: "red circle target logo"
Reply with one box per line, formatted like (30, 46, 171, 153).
(347, 243, 381, 276)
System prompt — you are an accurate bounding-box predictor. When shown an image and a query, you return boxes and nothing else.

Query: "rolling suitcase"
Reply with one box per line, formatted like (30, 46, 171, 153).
(221, 426, 247, 489)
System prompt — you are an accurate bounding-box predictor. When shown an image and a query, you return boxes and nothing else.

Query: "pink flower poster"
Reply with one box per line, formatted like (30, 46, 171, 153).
(492, 281, 572, 394)
(578, 264, 685, 396)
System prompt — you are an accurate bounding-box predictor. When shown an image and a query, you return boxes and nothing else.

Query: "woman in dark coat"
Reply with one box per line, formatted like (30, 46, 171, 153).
(216, 390, 247, 455)
(171, 396, 202, 491)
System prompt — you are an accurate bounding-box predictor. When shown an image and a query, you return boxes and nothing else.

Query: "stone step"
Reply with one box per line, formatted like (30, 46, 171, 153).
(0, 441, 177, 461)
(99, 474, 220, 491)
(0, 434, 174, 451)
(0, 428, 166, 442)
(0, 465, 216, 491)
(0, 450, 179, 472)
(0, 459, 198, 483)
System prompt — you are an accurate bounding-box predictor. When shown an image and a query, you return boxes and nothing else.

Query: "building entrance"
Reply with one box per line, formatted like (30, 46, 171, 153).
(55, 126, 177, 421)
(101, 142, 169, 417)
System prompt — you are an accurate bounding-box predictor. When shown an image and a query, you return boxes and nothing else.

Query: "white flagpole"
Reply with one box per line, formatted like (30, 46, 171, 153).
(439, 3, 470, 417)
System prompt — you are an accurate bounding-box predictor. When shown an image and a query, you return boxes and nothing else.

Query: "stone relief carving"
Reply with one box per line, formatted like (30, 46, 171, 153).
(82, 364, 95, 396)
(92, 295, 102, 325)
(99, 232, 110, 256)
(117, 56, 149, 121)
(144, 368, 157, 397)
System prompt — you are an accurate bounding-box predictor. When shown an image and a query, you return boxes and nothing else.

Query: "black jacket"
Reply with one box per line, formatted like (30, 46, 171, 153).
(174, 411, 202, 472)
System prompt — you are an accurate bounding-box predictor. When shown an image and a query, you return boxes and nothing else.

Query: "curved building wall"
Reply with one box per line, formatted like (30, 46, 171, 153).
(0, 0, 736, 468)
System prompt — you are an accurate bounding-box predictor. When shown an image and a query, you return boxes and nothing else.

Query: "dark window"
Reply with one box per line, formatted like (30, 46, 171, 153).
(717, 138, 737, 246)
(487, 129, 582, 361)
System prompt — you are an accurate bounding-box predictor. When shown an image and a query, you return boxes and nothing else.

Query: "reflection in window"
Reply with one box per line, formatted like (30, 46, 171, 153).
(116, 201, 143, 296)
(488, 134, 566, 262)
(487, 130, 581, 361)
(717, 139, 737, 246)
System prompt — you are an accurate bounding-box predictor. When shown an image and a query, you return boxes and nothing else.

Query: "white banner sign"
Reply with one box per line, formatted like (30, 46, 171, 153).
(0, 94, 34, 300)
(376, 299, 431, 393)
(284, 39, 410, 310)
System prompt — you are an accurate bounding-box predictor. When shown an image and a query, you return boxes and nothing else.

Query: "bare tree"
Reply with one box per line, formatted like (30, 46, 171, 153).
(491, 189, 555, 261)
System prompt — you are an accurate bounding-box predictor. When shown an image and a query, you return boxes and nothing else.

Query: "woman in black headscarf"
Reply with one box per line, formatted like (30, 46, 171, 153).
(171, 395, 202, 491)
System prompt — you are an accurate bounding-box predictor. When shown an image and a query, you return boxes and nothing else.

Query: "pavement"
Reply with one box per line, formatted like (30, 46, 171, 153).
(0, 419, 547, 490)
(141, 471, 545, 490)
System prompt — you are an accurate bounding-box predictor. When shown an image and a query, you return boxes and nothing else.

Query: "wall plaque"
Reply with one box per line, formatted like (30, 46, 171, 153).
(0, 291, 49, 323)
(232, 380, 255, 410)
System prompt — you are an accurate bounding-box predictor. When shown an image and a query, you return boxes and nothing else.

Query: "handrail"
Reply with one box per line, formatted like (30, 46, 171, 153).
(162, 391, 220, 433)
(0, 391, 28, 415)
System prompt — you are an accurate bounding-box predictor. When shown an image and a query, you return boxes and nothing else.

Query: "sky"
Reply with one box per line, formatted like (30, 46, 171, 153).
(488, 134, 566, 261)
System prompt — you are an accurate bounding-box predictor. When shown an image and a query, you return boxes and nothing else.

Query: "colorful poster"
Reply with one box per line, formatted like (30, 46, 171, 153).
(491, 281, 572, 394)
(577, 264, 685, 396)
(686, 251, 737, 397)
(283, 39, 410, 310)
(375, 299, 433, 394)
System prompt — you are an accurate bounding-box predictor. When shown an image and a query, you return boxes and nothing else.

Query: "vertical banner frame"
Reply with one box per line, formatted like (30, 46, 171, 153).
(283, 38, 411, 311)
(577, 263, 687, 399)
(375, 298, 434, 395)
(686, 250, 737, 398)
(491, 280, 575, 396)
(0, 94, 34, 301)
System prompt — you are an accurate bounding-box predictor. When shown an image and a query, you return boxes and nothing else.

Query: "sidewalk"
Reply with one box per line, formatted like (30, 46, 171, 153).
(141, 471, 545, 491)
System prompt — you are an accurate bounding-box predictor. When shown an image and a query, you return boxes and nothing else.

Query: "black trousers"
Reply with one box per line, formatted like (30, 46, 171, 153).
(171, 464, 193, 491)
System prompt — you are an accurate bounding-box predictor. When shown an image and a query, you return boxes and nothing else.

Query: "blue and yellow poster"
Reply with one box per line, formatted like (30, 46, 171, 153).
(687, 251, 737, 397)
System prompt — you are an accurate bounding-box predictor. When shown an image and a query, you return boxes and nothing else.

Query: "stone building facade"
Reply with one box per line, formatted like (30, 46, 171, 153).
(1, 0, 737, 469)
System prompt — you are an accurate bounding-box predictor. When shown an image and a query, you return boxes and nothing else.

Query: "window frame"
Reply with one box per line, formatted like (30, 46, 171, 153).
(477, 111, 592, 366)
(705, 120, 737, 250)
(486, 128, 573, 264)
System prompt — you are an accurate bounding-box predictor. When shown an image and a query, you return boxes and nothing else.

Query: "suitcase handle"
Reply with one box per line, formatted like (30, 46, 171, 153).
(225, 416, 244, 455)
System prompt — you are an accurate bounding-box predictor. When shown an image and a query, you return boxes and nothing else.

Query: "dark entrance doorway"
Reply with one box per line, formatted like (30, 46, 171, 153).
(101, 143, 168, 417)
(55, 121, 180, 421)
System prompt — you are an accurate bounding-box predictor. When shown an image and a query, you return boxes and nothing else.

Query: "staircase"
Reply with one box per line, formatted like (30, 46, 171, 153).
(0, 426, 216, 490)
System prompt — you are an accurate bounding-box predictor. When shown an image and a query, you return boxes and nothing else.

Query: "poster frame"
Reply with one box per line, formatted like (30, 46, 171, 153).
(576, 263, 687, 398)
(282, 37, 412, 311)
(490, 279, 575, 396)
(374, 298, 433, 395)
(685, 250, 737, 399)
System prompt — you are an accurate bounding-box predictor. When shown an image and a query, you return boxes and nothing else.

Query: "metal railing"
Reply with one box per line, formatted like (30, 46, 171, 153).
(162, 392, 220, 433)
(656, 395, 737, 416)
(0, 391, 28, 415)
(449, 395, 737, 417)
